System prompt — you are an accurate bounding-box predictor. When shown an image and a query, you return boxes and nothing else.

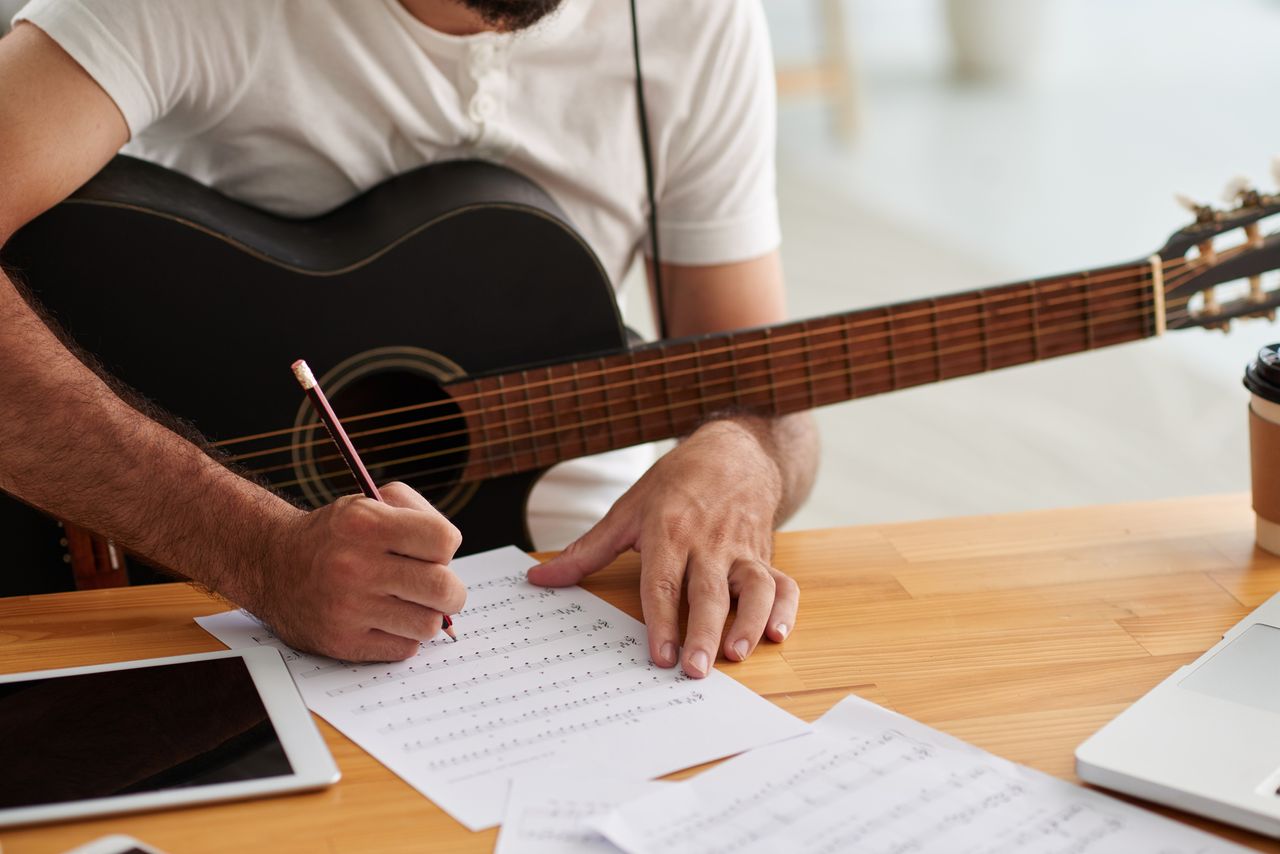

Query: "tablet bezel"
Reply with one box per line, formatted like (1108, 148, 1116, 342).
(0, 647, 340, 828)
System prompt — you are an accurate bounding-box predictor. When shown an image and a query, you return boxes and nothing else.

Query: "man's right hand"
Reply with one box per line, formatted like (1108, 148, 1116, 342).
(242, 482, 467, 662)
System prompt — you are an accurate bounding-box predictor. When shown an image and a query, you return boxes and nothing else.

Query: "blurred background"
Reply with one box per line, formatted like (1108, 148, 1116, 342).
(752, 0, 1280, 532)
(3, 0, 1278, 537)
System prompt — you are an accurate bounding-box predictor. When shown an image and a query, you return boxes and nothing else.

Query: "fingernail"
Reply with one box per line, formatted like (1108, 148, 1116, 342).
(776, 623, 789, 640)
(689, 649, 709, 676)
(660, 642, 676, 666)
(732, 639, 749, 661)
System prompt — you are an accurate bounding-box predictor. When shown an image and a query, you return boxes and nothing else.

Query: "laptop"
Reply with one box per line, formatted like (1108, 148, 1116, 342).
(1077, 590, 1280, 837)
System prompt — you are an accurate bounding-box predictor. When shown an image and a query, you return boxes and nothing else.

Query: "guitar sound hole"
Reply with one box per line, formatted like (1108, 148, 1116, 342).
(300, 369, 471, 513)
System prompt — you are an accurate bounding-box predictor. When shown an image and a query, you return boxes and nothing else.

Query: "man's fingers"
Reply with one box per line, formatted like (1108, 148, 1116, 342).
(638, 542, 687, 669)
(357, 628, 423, 662)
(764, 565, 799, 643)
(370, 594, 445, 645)
(681, 557, 731, 679)
(379, 481, 433, 512)
(333, 492, 461, 564)
(723, 558, 776, 662)
(527, 510, 632, 588)
(376, 554, 467, 615)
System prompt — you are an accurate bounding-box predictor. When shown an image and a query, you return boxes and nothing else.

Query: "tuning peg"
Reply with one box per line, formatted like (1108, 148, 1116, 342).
(1222, 175, 1257, 205)
(1175, 193, 1203, 212)
(1175, 193, 1217, 222)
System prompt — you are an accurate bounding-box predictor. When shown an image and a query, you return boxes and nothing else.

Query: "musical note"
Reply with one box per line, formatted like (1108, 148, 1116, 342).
(495, 777, 672, 854)
(196, 547, 808, 831)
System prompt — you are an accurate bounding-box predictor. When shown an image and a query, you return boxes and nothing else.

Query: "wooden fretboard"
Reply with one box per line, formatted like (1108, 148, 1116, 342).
(450, 260, 1157, 481)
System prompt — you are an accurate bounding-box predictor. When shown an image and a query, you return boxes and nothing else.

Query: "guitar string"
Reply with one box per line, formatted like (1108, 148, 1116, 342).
(263, 298, 1195, 492)
(227, 265, 1180, 463)
(230, 267, 1172, 468)
(242, 279, 1187, 478)
(270, 300, 1197, 495)
(210, 256, 1202, 452)
(220, 263, 1201, 464)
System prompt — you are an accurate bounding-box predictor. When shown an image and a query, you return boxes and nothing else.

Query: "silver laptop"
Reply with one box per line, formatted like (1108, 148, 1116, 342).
(1077, 590, 1280, 837)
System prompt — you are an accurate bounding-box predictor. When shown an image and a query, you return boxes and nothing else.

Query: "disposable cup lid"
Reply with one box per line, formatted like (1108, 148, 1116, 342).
(1244, 343, 1280, 405)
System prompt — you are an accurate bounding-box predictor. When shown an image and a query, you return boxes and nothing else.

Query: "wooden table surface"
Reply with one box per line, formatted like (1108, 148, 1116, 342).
(3, 493, 1279, 853)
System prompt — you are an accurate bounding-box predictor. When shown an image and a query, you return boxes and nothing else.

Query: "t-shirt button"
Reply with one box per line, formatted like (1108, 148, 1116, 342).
(469, 93, 497, 122)
(470, 42, 496, 73)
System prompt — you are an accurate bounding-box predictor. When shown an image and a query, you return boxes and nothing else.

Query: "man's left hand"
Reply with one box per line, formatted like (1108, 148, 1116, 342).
(526, 417, 799, 678)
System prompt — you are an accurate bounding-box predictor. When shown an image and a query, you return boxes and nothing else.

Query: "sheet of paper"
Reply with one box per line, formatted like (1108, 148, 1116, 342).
(595, 694, 1249, 854)
(195, 546, 807, 831)
(495, 775, 669, 854)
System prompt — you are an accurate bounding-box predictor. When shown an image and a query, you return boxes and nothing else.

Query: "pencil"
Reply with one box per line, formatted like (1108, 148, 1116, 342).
(291, 359, 457, 642)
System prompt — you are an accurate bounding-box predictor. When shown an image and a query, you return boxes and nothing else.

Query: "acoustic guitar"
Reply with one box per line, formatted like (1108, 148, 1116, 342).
(3, 155, 1279, 594)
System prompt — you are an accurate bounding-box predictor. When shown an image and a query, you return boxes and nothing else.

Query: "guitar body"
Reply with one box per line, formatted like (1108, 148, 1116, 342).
(0, 156, 625, 594)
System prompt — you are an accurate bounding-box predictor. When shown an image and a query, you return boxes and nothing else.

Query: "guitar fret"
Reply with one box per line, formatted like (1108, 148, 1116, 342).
(885, 309, 899, 390)
(729, 333, 744, 408)
(978, 291, 992, 372)
(764, 329, 781, 414)
(544, 365, 562, 467)
(689, 338, 705, 419)
(570, 361, 591, 456)
(801, 321, 817, 409)
(599, 357, 618, 452)
(518, 369, 537, 469)
(1081, 274, 1096, 350)
(496, 374, 517, 476)
(929, 299, 943, 382)
(841, 318, 856, 400)
(1028, 281, 1042, 361)
(628, 352, 646, 444)
(660, 350, 678, 436)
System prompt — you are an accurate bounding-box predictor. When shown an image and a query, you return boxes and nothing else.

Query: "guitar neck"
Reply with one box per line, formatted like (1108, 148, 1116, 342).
(447, 259, 1159, 481)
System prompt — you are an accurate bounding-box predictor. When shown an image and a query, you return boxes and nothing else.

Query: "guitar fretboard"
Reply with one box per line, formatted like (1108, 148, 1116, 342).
(447, 260, 1156, 482)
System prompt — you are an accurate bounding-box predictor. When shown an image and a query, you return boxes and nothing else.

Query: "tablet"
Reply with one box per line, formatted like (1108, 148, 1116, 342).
(0, 647, 340, 828)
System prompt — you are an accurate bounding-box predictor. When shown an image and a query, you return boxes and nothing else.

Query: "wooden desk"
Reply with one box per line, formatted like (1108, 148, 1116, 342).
(3, 493, 1279, 853)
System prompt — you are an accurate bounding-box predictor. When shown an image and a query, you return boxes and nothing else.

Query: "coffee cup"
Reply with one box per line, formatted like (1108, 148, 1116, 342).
(1245, 343, 1280, 555)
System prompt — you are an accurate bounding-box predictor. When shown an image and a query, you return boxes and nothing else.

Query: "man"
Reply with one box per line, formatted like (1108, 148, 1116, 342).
(0, 0, 819, 679)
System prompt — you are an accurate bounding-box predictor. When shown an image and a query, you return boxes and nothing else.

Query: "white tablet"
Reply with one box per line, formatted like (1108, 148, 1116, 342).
(0, 647, 340, 828)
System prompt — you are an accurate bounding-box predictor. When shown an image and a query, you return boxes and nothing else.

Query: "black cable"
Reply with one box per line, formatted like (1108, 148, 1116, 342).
(629, 0, 667, 341)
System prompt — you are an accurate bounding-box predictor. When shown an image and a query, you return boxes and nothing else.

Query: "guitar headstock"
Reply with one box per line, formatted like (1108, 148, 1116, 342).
(1159, 159, 1280, 333)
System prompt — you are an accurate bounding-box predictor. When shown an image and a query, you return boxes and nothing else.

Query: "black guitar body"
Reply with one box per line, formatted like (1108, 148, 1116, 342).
(0, 156, 624, 595)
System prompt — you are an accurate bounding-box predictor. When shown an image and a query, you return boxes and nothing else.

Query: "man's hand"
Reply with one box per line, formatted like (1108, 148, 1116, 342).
(234, 482, 466, 662)
(527, 418, 800, 678)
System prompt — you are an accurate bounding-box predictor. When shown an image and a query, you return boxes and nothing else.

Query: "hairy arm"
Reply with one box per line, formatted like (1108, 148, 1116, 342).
(530, 250, 820, 676)
(0, 24, 464, 660)
(658, 251, 820, 526)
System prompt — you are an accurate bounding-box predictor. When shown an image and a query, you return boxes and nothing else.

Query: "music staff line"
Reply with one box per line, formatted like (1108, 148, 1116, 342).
(645, 730, 935, 849)
(372, 657, 656, 728)
(325, 619, 612, 696)
(344, 636, 641, 706)
(385, 677, 670, 742)
(416, 693, 706, 767)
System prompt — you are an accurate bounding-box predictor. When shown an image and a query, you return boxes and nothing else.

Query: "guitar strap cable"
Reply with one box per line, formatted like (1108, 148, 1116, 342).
(629, 0, 668, 341)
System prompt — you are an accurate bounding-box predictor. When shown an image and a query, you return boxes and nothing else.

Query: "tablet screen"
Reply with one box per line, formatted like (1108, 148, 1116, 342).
(0, 656, 293, 809)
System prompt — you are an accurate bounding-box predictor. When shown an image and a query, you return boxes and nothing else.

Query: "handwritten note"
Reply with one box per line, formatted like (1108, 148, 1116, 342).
(595, 694, 1248, 854)
(196, 547, 808, 830)
(495, 776, 669, 854)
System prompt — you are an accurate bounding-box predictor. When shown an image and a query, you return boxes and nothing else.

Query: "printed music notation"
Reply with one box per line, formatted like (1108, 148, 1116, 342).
(196, 546, 808, 831)
(595, 694, 1250, 854)
(495, 777, 671, 854)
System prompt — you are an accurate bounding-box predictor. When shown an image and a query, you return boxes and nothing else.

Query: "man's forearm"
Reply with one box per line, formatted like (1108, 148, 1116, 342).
(693, 411, 820, 527)
(0, 270, 296, 598)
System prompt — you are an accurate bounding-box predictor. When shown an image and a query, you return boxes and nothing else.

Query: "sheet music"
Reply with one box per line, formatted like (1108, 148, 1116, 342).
(195, 546, 808, 830)
(495, 775, 669, 854)
(595, 694, 1249, 854)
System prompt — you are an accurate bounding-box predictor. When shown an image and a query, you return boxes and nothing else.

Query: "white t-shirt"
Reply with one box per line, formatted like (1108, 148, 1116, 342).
(13, 0, 781, 548)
